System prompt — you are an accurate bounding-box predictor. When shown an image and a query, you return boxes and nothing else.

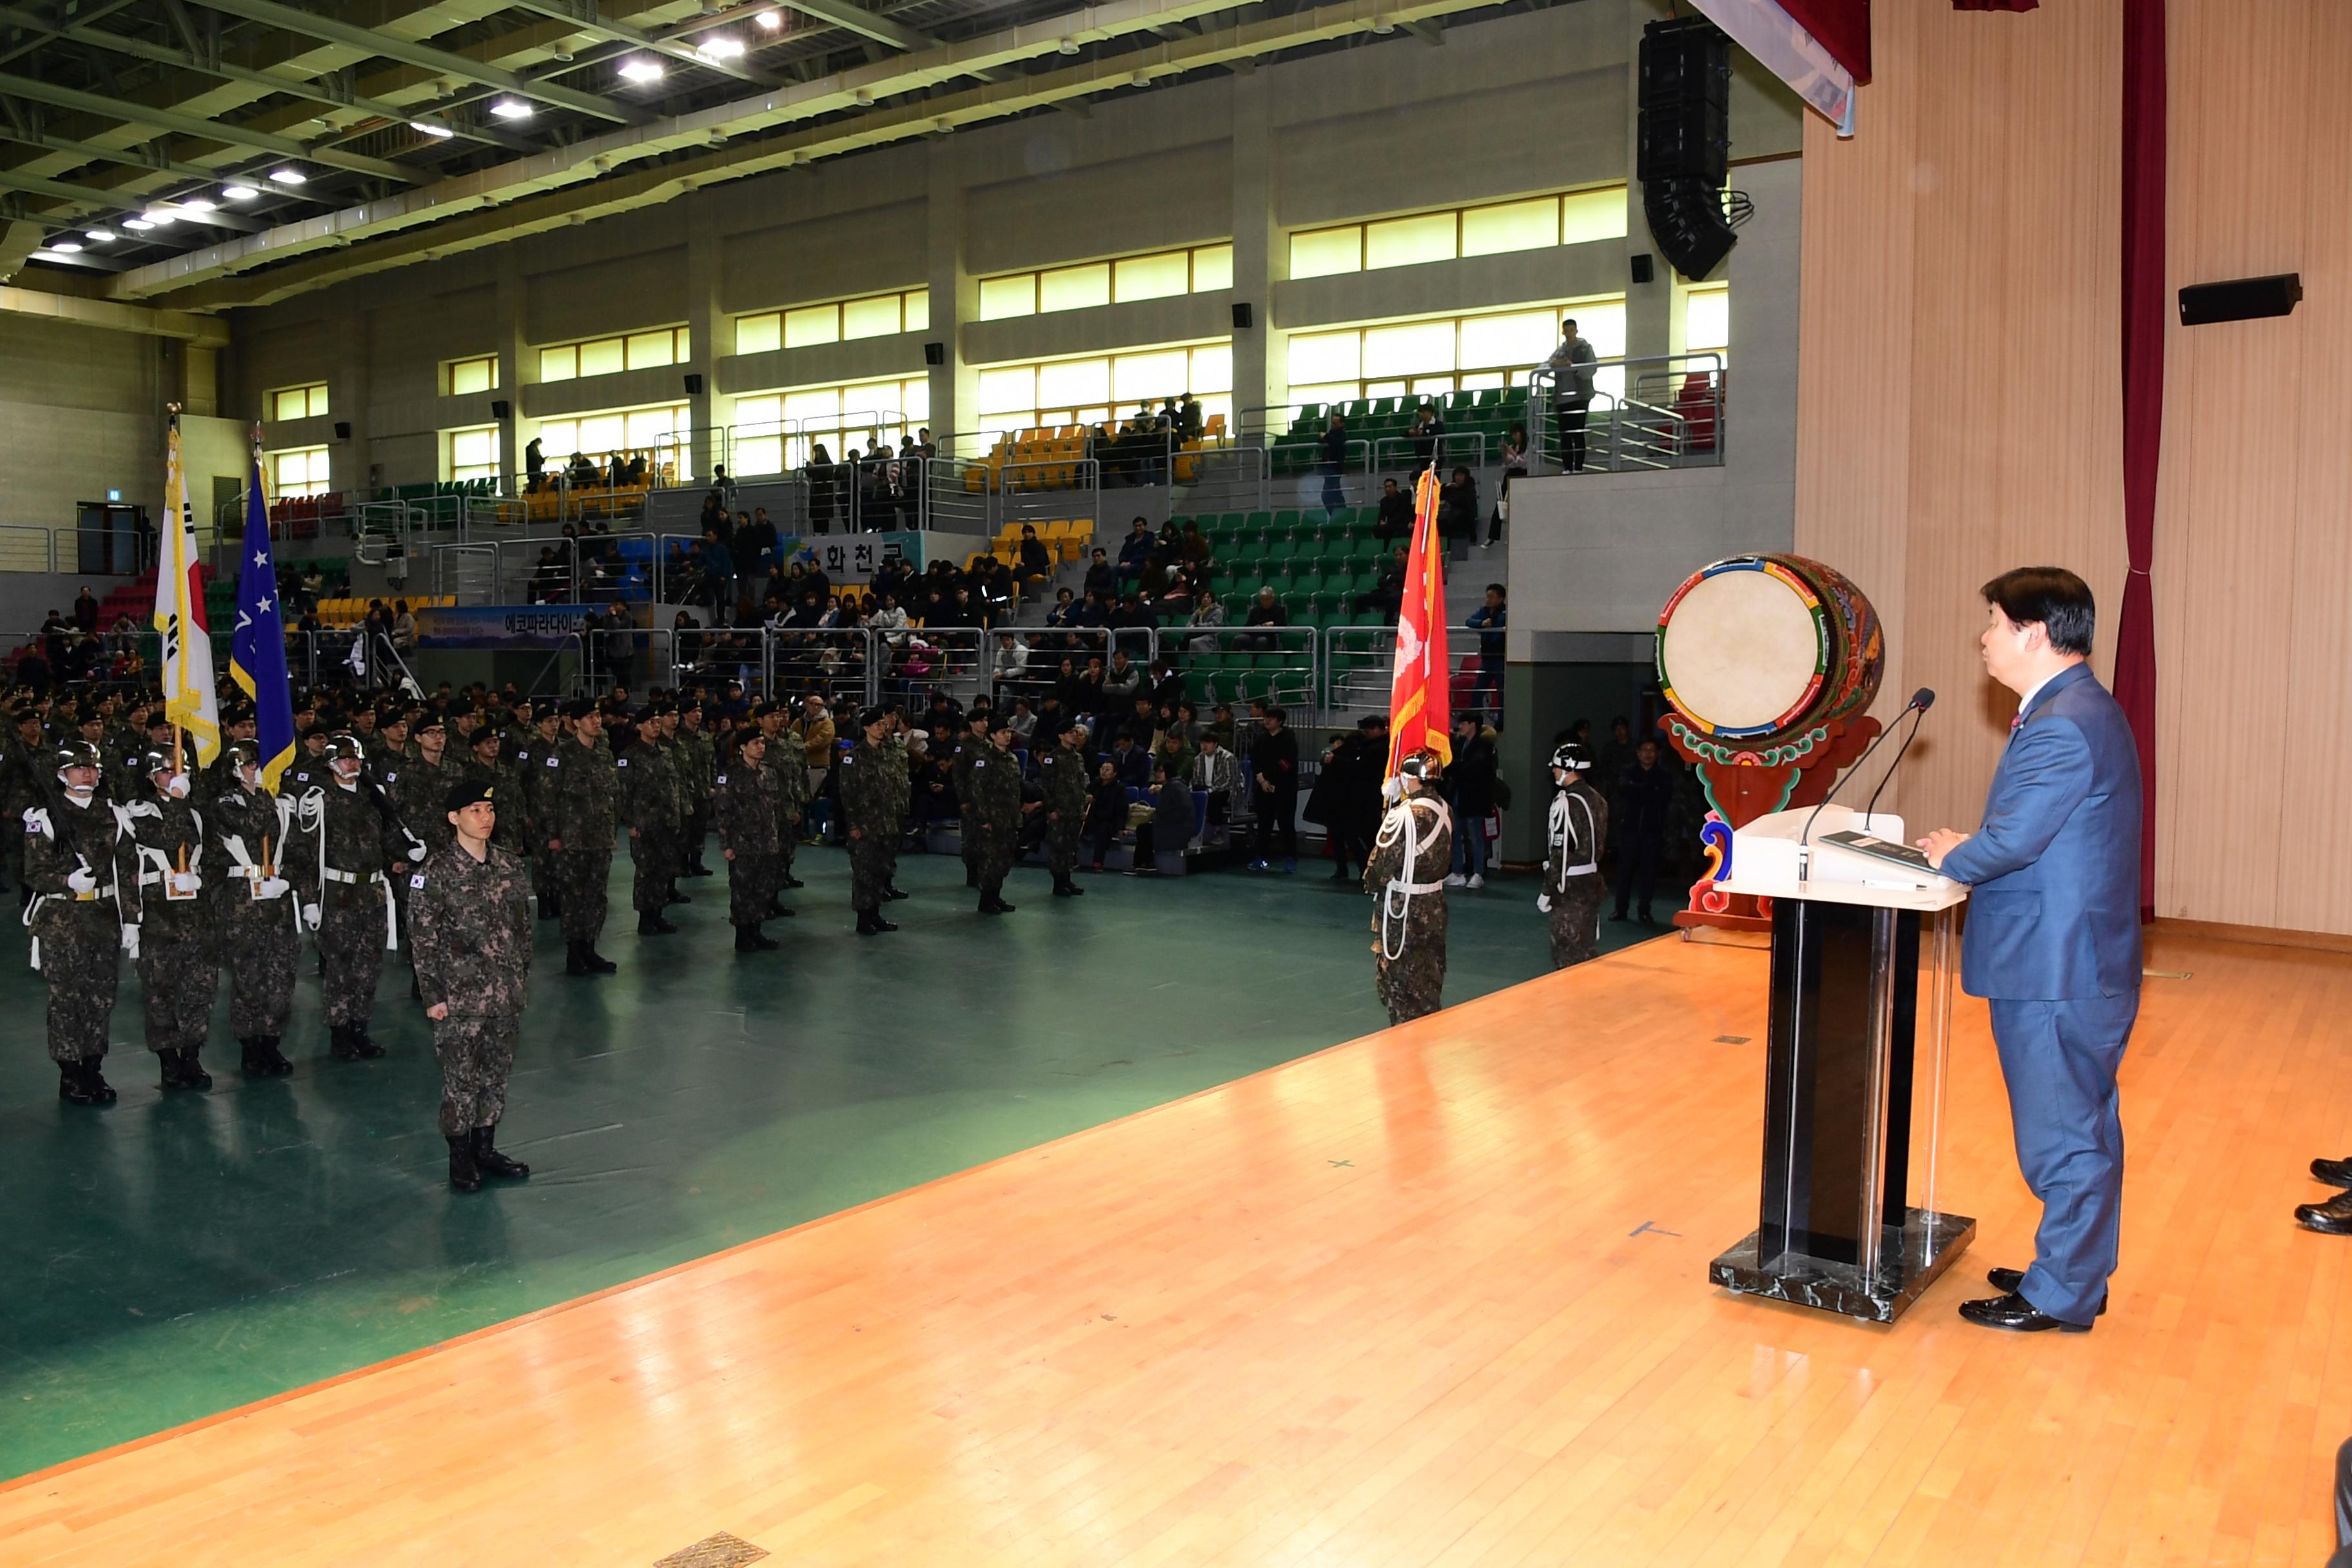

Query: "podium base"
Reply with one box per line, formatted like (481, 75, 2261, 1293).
(1709, 1208, 1976, 1324)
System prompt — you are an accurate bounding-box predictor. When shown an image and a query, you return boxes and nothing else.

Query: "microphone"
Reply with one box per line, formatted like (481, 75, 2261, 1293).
(1861, 687, 1936, 826)
(1797, 688, 1934, 881)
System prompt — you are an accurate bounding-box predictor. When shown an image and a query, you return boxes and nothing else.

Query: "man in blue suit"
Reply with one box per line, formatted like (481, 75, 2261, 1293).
(1917, 567, 2142, 1333)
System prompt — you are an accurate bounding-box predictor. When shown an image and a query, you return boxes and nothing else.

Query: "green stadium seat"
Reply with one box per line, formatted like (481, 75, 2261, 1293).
(1344, 399, 1370, 420)
(1270, 508, 1300, 535)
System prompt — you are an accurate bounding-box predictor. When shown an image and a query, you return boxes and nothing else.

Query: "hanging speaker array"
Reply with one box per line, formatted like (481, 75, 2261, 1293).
(1637, 17, 1738, 282)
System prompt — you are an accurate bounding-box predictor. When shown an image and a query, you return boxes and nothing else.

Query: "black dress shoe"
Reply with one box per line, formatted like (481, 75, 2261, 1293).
(1986, 1267, 2106, 1315)
(2311, 1156, 2352, 1188)
(2295, 1191, 2352, 1234)
(1957, 1291, 2092, 1333)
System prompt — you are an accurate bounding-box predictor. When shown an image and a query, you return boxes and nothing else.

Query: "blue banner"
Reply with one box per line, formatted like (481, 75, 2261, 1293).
(228, 453, 297, 791)
(415, 604, 607, 648)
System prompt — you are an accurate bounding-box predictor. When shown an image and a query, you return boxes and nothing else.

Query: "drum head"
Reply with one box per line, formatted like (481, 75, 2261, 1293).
(1658, 560, 1828, 738)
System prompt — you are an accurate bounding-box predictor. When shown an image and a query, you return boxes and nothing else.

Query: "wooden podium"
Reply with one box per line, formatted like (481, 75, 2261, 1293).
(1703, 806, 1975, 1324)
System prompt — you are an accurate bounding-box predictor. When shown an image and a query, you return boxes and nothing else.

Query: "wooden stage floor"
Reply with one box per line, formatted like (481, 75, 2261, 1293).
(5, 930, 2347, 1566)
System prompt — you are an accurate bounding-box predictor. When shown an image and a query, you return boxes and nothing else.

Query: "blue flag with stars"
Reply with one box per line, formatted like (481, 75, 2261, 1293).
(228, 447, 296, 792)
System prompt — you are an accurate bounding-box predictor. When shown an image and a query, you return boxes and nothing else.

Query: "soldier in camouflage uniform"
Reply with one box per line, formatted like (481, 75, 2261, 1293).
(674, 702, 716, 879)
(950, 710, 990, 890)
(1364, 749, 1451, 1024)
(24, 740, 134, 1104)
(296, 732, 405, 1059)
(207, 739, 302, 1077)
(880, 709, 913, 902)
(759, 703, 811, 898)
(547, 698, 620, 974)
(411, 778, 536, 1193)
(714, 729, 783, 952)
(839, 706, 899, 936)
(366, 707, 412, 778)
(458, 723, 525, 854)
(1038, 716, 1091, 897)
(1540, 741, 1611, 970)
(618, 705, 683, 936)
(119, 744, 218, 1090)
(0, 703, 43, 899)
(968, 715, 1024, 915)
(386, 713, 458, 858)
(515, 706, 565, 919)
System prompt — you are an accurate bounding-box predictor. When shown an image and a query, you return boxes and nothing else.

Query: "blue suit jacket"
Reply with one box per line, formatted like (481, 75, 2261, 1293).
(1940, 663, 2142, 1000)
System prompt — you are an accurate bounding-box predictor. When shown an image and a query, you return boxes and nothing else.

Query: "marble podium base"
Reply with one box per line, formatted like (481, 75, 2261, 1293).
(1709, 1208, 1976, 1324)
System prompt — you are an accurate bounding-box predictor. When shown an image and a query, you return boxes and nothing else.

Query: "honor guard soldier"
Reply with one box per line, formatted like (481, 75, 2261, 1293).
(968, 715, 1024, 914)
(411, 779, 536, 1193)
(1039, 716, 1091, 897)
(24, 740, 135, 1104)
(839, 706, 899, 935)
(1538, 741, 1612, 969)
(548, 698, 620, 974)
(1365, 749, 1452, 1024)
(714, 729, 783, 952)
(296, 732, 406, 1060)
(618, 705, 684, 936)
(119, 744, 217, 1090)
(208, 740, 302, 1076)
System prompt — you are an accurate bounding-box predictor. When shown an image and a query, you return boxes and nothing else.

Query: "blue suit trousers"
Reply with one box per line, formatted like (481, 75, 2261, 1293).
(1987, 992, 2140, 1324)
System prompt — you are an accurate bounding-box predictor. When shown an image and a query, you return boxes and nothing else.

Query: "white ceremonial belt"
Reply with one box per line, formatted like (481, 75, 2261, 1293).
(1389, 879, 1447, 895)
(322, 868, 384, 886)
(1560, 858, 1598, 877)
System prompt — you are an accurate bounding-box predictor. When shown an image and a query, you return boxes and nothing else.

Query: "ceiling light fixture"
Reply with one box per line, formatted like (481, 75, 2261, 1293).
(756, 9, 783, 28)
(268, 168, 306, 184)
(86, 228, 115, 242)
(222, 184, 259, 200)
(410, 119, 455, 138)
(144, 208, 180, 226)
(490, 98, 534, 119)
(698, 34, 745, 58)
(619, 57, 665, 82)
(181, 197, 216, 213)
(122, 217, 155, 231)
(48, 240, 83, 253)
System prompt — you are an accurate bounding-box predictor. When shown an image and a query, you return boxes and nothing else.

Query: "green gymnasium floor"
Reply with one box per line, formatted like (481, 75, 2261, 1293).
(0, 847, 1659, 1481)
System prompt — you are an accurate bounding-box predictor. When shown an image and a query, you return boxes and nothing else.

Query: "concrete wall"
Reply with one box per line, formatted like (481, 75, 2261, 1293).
(0, 313, 166, 532)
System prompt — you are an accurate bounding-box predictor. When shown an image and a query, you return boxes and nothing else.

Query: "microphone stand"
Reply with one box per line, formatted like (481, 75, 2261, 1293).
(1797, 697, 1923, 883)
(1860, 705, 1930, 828)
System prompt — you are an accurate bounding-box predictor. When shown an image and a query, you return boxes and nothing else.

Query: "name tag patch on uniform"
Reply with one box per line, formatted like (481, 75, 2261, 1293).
(410, 873, 427, 889)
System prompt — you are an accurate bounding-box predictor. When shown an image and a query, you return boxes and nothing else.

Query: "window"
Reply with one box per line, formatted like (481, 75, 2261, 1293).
(1683, 284, 1730, 360)
(1284, 299, 1628, 407)
(270, 382, 328, 422)
(1289, 187, 1629, 279)
(736, 288, 926, 356)
(268, 446, 329, 497)
(531, 403, 692, 481)
(537, 326, 690, 384)
(727, 375, 930, 476)
(443, 355, 499, 397)
(971, 341, 1232, 445)
(443, 426, 501, 482)
(976, 242, 1234, 322)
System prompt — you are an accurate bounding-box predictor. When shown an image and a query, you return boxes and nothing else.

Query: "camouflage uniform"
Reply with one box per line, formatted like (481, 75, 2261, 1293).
(549, 732, 620, 956)
(458, 748, 527, 854)
(714, 750, 782, 934)
(1037, 738, 1090, 893)
(674, 721, 716, 874)
(1364, 790, 1451, 1024)
(837, 737, 895, 920)
(24, 790, 133, 1068)
(119, 785, 217, 1075)
(768, 727, 808, 886)
(299, 774, 402, 1048)
(0, 721, 40, 892)
(208, 781, 304, 1059)
(951, 730, 983, 887)
(1544, 778, 1611, 970)
(409, 839, 534, 1139)
(516, 722, 565, 915)
(383, 749, 453, 953)
(617, 729, 681, 921)
(966, 738, 1023, 908)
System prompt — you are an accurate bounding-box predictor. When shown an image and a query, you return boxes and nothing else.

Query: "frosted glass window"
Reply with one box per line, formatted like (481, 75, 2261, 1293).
(625, 331, 673, 370)
(1288, 227, 1361, 280)
(1037, 263, 1110, 313)
(271, 384, 327, 420)
(273, 388, 304, 421)
(1562, 188, 1629, 246)
(782, 388, 840, 424)
(737, 314, 780, 355)
(977, 366, 1035, 413)
(734, 438, 782, 476)
(269, 446, 328, 496)
(1364, 380, 1408, 400)
(539, 347, 576, 383)
(1569, 301, 1628, 357)
(1363, 320, 1455, 378)
(903, 290, 930, 332)
(1191, 243, 1233, 292)
(576, 414, 624, 451)
(1364, 213, 1456, 271)
(1189, 344, 1232, 394)
(1113, 349, 1186, 404)
(1409, 376, 1456, 395)
(784, 306, 839, 349)
(1461, 197, 1560, 258)
(1039, 358, 1110, 408)
(1458, 309, 1561, 372)
(900, 378, 930, 422)
(674, 327, 690, 359)
(1684, 287, 1730, 352)
(447, 357, 496, 396)
(1458, 371, 1507, 391)
(449, 429, 498, 467)
(1287, 331, 1360, 385)
(578, 338, 624, 378)
(1288, 383, 1356, 413)
(733, 396, 779, 431)
(978, 275, 1036, 320)
(843, 295, 902, 340)
(625, 407, 680, 445)
(1113, 251, 1188, 303)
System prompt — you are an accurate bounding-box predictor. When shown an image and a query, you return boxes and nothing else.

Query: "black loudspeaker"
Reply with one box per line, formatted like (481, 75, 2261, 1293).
(923, 341, 946, 366)
(1231, 302, 1253, 330)
(333, 420, 351, 440)
(2178, 273, 2302, 326)
(491, 398, 512, 420)
(1630, 253, 1656, 285)
(683, 373, 705, 395)
(1638, 17, 1738, 282)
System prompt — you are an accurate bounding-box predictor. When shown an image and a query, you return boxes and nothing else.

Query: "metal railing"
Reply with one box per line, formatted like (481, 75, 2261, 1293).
(0, 524, 57, 573)
(1000, 456, 1101, 529)
(923, 457, 991, 536)
(1526, 353, 1723, 475)
(1319, 622, 1500, 714)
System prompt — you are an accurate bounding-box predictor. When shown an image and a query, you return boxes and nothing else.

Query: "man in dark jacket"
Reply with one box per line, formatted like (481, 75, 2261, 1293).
(1248, 706, 1300, 872)
(1127, 757, 1197, 875)
(1611, 738, 1674, 925)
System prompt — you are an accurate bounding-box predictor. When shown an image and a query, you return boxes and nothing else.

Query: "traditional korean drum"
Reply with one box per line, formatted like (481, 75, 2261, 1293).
(1656, 554, 1883, 743)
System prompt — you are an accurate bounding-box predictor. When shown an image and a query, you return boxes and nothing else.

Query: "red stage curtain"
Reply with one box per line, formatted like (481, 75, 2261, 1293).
(1778, 0, 1872, 82)
(2118, 0, 2165, 920)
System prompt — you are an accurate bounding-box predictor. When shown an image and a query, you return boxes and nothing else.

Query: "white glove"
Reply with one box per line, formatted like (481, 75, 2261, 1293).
(66, 867, 97, 895)
(1536, 894, 1553, 914)
(301, 903, 322, 931)
(168, 871, 202, 897)
(404, 833, 429, 862)
(257, 876, 290, 900)
(121, 924, 141, 957)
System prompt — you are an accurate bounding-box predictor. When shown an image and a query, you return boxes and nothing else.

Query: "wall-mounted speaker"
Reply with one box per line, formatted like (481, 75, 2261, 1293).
(333, 420, 352, 440)
(2178, 273, 2302, 326)
(491, 399, 513, 420)
(923, 341, 946, 366)
(1637, 17, 1737, 283)
(1231, 302, 1254, 330)
(1630, 253, 1656, 285)
(682, 373, 705, 395)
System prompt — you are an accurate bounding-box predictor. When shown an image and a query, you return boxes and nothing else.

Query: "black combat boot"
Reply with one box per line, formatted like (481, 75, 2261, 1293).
(749, 925, 779, 950)
(348, 1026, 386, 1059)
(240, 1037, 270, 1076)
(766, 896, 787, 916)
(638, 908, 678, 936)
(329, 1023, 363, 1061)
(159, 1050, 188, 1090)
(174, 1048, 213, 1091)
(966, 866, 979, 889)
(734, 923, 758, 952)
(1051, 876, 1075, 897)
(1063, 874, 1086, 896)
(883, 883, 908, 901)
(980, 887, 1016, 914)
(471, 1123, 531, 1180)
(565, 940, 591, 975)
(260, 1037, 294, 1075)
(446, 1134, 482, 1193)
(59, 1060, 114, 1106)
(665, 886, 690, 906)
(538, 888, 562, 921)
(583, 945, 618, 974)
(782, 874, 806, 890)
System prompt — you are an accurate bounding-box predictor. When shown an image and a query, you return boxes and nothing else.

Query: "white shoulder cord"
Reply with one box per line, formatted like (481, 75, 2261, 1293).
(297, 789, 328, 913)
(1547, 789, 1597, 890)
(1374, 794, 1451, 962)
